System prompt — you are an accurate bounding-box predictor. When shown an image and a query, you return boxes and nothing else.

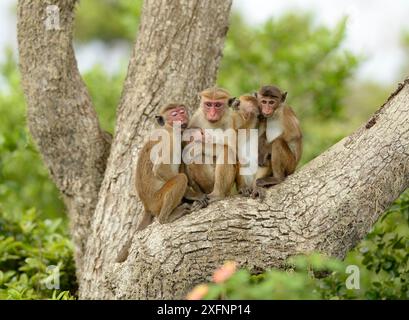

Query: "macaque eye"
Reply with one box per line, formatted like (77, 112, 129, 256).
(269, 101, 275, 105)
(214, 103, 223, 108)
(261, 100, 267, 104)
(179, 109, 186, 114)
(205, 102, 212, 108)
(171, 111, 178, 116)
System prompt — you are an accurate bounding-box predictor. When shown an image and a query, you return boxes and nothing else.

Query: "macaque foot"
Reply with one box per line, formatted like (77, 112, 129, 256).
(238, 186, 253, 197)
(165, 203, 191, 223)
(255, 177, 282, 188)
(207, 192, 227, 203)
(251, 186, 266, 200)
(191, 196, 209, 211)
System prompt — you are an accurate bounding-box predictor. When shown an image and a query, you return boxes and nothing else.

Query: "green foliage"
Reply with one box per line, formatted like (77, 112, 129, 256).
(344, 190, 409, 299)
(82, 64, 126, 134)
(218, 14, 360, 119)
(0, 48, 65, 220)
(74, 3, 360, 119)
(74, 0, 142, 43)
(203, 255, 343, 300)
(202, 190, 409, 300)
(401, 31, 409, 78)
(0, 208, 76, 300)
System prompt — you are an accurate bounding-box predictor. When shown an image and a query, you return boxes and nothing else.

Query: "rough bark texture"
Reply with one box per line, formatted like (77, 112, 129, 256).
(17, 0, 409, 300)
(17, 0, 111, 273)
(98, 79, 409, 299)
(79, 0, 233, 298)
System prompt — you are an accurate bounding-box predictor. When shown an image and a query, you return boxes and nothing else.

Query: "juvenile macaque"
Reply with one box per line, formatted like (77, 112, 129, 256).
(255, 85, 302, 186)
(135, 104, 208, 231)
(184, 87, 236, 201)
(231, 95, 266, 197)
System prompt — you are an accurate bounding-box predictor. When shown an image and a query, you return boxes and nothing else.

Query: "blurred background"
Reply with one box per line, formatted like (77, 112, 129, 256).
(0, 0, 408, 300)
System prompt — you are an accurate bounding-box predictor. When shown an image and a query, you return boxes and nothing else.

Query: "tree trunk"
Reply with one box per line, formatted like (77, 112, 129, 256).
(79, 0, 233, 299)
(90, 80, 409, 299)
(17, 0, 408, 300)
(17, 0, 111, 274)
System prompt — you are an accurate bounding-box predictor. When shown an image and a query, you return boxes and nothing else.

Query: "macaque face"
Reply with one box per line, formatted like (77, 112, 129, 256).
(166, 106, 189, 129)
(240, 101, 259, 116)
(238, 100, 259, 121)
(202, 99, 226, 123)
(258, 96, 281, 118)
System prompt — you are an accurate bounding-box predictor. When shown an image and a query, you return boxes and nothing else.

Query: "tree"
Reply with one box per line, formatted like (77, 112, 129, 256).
(17, 0, 408, 299)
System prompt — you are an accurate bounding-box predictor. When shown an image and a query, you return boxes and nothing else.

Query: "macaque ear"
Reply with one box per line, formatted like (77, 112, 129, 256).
(155, 115, 165, 126)
(253, 92, 258, 98)
(281, 92, 288, 102)
(230, 98, 241, 110)
(228, 97, 237, 107)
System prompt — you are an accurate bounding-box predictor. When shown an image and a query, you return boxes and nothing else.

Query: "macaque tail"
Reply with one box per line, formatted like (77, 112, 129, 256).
(136, 211, 154, 231)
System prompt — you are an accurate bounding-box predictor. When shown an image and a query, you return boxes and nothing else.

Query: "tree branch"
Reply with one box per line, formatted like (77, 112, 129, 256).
(17, 0, 111, 271)
(108, 79, 409, 299)
(80, 0, 233, 298)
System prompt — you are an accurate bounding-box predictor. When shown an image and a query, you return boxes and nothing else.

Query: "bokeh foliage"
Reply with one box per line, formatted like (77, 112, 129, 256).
(219, 14, 359, 119)
(0, 48, 65, 220)
(0, 0, 407, 299)
(74, 0, 142, 44)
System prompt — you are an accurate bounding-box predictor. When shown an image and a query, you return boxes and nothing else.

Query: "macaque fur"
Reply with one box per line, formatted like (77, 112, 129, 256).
(185, 87, 237, 200)
(135, 104, 207, 231)
(231, 95, 268, 198)
(116, 104, 208, 263)
(256, 85, 302, 187)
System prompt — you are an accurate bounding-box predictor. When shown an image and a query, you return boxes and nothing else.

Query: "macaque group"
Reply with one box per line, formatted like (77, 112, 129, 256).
(134, 85, 302, 230)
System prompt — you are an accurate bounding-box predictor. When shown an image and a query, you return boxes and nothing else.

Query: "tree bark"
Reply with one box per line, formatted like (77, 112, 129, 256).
(17, 0, 111, 273)
(92, 79, 409, 299)
(17, 0, 408, 300)
(78, 0, 233, 299)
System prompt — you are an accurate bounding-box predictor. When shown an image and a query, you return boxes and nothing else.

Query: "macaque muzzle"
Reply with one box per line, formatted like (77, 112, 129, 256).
(262, 105, 275, 117)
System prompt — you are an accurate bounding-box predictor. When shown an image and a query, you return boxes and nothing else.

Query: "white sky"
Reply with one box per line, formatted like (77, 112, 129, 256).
(1, 0, 408, 84)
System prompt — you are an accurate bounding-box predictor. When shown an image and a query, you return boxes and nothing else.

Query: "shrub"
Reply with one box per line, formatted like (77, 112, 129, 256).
(0, 209, 76, 300)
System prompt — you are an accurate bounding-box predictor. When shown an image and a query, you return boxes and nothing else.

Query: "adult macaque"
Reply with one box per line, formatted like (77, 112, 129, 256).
(231, 95, 267, 198)
(185, 87, 236, 201)
(135, 104, 208, 231)
(255, 85, 302, 186)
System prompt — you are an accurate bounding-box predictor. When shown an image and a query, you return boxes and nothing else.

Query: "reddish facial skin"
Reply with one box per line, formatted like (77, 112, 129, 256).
(259, 97, 280, 118)
(202, 99, 226, 123)
(166, 106, 189, 128)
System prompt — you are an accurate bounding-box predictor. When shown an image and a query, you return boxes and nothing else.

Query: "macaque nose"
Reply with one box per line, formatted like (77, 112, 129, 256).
(262, 106, 273, 115)
(209, 108, 218, 117)
(176, 115, 187, 122)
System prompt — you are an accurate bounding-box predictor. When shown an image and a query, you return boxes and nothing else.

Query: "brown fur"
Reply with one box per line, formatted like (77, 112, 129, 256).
(256, 86, 302, 186)
(200, 87, 230, 101)
(185, 88, 236, 201)
(231, 95, 266, 197)
(135, 106, 208, 231)
(232, 95, 260, 130)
